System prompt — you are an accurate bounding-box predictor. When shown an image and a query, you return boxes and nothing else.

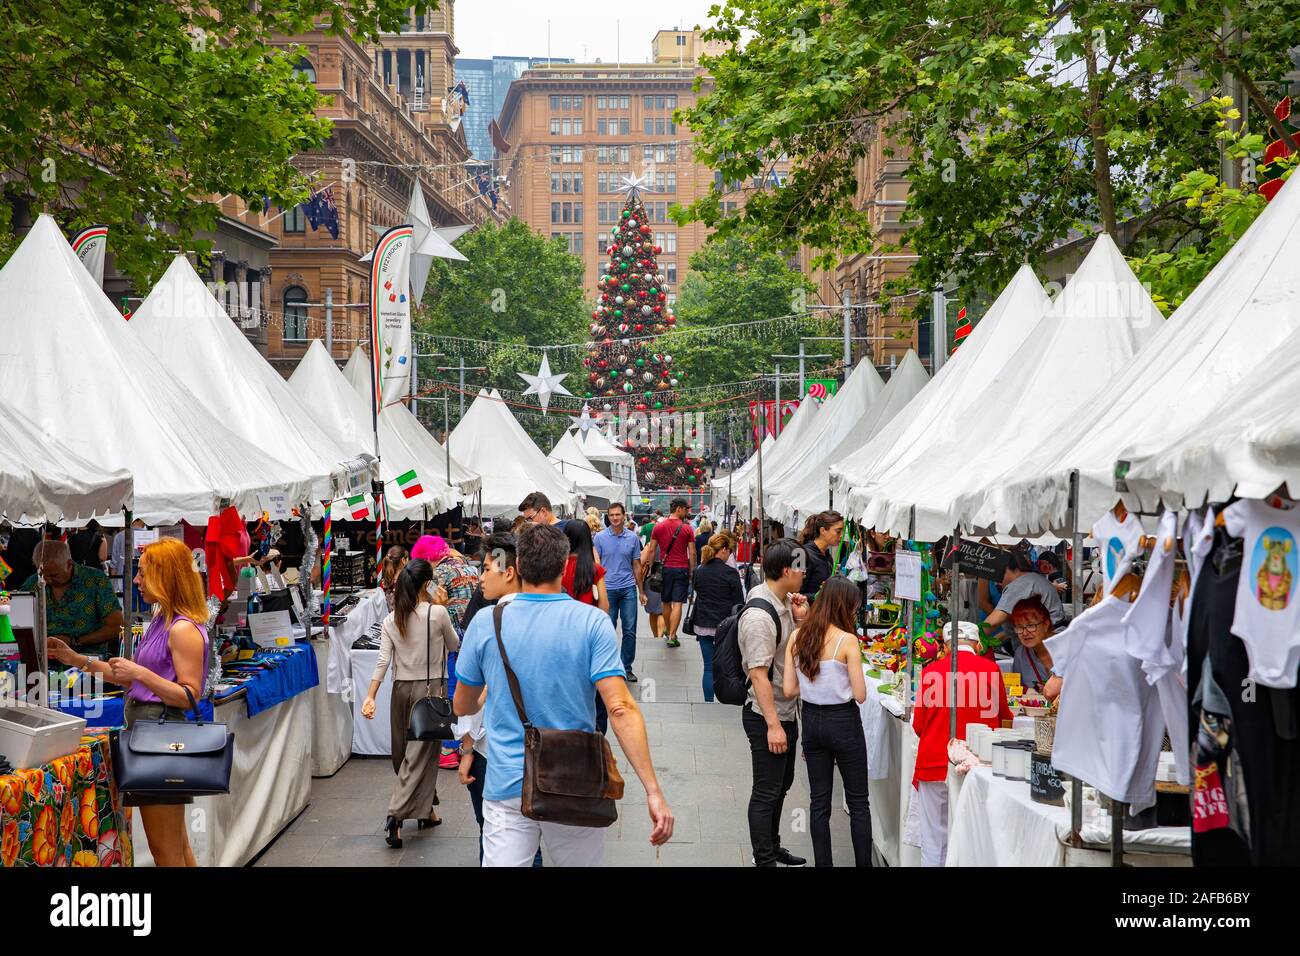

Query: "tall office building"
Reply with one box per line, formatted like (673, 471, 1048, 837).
(456, 55, 572, 162)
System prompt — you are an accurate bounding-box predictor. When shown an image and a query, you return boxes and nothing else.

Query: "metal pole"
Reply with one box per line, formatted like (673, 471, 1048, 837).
(774, 363, 781, 435)
(755, 411, 766, 561)
(444, 392, 451, 487)
(798, 340, 806, 397)
(458, 356, 466, 417)
(122, 511, 134, 635)
(903, 506, 916, 719)
(325, 287, 334, 354)
(34, 564, 48, 708)
(1069, 469, 1084, 848)
(842, 288, 852, 372)
(949, 527, 960, 741)
(931, 285, 946, 374)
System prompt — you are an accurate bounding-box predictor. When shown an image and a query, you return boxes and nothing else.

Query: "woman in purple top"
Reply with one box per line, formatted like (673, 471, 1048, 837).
(49, 537, 210, 867)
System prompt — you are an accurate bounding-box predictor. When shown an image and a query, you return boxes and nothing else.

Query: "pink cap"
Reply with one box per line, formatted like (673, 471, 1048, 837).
(411, 535, 449, 562)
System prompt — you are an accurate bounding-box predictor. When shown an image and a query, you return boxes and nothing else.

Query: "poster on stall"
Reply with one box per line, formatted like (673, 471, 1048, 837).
(368, 223, 414, 413)
(894, 551, 922, 601)
(249, 610, 294, 648)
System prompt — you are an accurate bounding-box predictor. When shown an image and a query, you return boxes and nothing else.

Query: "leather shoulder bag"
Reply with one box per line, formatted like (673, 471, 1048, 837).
(111, 686, 234, 797)
(492, 603, 623, 828)
(645, 521, 685, 594)
(408, 605, 457, 741)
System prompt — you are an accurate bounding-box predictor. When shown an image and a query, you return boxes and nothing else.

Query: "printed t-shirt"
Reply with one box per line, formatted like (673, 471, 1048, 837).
(1092, 510, 1145, 598)
(1222, 497, 1300, 689)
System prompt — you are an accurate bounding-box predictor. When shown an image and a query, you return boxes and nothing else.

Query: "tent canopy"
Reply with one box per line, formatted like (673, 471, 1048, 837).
(832, 264, 1052, 521)
(853, 234, 1162, 538)
(549, 430, 626, 501)
(449, 390, 581, 518)
(770, 351, 929, 525)
(985, 173, 1300, 532)
(0, 404, 133, 525)
(712, 434, 775, 518)
(341, 348, 481, 501)
(132, 256, 375, 503)
(0, 215, 312, 523)
(738, 394, 821, 503)
(287, 340, 464, 517)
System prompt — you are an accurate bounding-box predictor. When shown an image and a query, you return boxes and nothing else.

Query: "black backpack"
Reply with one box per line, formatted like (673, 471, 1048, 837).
(712, 597, 782, 706)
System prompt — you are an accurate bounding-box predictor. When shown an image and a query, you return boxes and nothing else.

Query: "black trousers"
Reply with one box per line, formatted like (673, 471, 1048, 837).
(742, 706, 798, 865)
(802, 700, 874, 867)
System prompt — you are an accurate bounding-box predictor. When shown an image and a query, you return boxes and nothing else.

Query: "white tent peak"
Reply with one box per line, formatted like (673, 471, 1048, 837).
(549, 430, 625, 501)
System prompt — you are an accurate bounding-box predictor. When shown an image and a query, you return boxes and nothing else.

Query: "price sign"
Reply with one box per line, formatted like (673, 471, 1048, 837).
(258, 492, 292, 520)
(894, 551, 922, 602)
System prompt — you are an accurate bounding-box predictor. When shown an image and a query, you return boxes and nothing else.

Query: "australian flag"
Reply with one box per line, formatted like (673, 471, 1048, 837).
(304, 186, 340, 239)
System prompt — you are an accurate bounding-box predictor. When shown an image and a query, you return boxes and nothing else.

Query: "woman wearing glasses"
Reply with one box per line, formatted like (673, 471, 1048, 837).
(1008, 596, 1063, 701)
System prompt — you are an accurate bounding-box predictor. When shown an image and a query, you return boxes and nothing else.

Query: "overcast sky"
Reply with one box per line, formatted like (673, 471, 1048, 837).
(455, 0, 723, 63)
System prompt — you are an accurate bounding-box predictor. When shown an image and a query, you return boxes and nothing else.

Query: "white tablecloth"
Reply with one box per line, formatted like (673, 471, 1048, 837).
(325, 588, 389, 694)
(131, 687, 312, 867)
(856, 669, 921, 867)
(309, 636, 353, 776)
(350, 647, 393, 756)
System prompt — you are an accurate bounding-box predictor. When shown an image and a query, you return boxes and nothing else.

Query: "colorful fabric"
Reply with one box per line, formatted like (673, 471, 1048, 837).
(20, 563, 121, 644)
(432, 553, 479, 634)
(0, 734, 132, 867)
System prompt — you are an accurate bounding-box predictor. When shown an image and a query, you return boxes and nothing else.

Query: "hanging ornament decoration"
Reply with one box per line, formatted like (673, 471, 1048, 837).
(518, 351, 572, 413)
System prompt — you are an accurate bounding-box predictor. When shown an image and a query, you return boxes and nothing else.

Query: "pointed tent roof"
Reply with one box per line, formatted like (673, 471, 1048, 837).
(341, 348, 480, 501)
(572, 425, 634, 465)
(760, 358, 885, 515)
(858, 234, 1162, 538)
(981, 173, 1300, 533)
(0, 215, 312, 523)
(549, 431, 626, 500)
(287, 341, 462, 517)
(132, 256, 375, 503)
(0, 403, 133, 525)
(739, 394, 821, 503)
(770, 351, 929, 525)
(449, 390, 580, 518)
(712, 434, 775, 516)
(832, 264, 1051, 518)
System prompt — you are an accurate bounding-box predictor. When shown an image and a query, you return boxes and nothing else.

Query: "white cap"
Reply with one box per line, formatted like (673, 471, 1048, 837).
(942, 620, 981, 644)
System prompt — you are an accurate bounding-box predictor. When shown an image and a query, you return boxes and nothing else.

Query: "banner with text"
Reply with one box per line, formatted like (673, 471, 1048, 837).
(368, 224, 415, 414)
(70, 225, 108, 288)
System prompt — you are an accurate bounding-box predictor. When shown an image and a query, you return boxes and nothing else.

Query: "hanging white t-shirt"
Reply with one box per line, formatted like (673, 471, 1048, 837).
(1092, 510, 1145, 598)
(1121, 510, 1189, 785)
(1044, 596, 1166, 811)
(1180, 507, 1215, 682)
(1222, 497, 1300, 690)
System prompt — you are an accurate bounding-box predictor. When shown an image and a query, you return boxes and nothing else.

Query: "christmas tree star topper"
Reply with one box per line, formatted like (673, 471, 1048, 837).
(519, 352, 572, 413)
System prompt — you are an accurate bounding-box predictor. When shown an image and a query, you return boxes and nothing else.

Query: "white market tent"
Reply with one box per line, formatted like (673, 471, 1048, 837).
(132, 256, 375, 504)
(832, 264, 1051, 527)
(0, 215, 312, 523)
(449, 390, 581, 518)
(712, 434, 775, 517)
(973, 174, 1300, 534)
(287, 340, 464, 518)
(852, 236, 1163, 539)
(549, 430, 626, 502)
(1122, 323, 1300, 507)
(570, 426, 641, 500)
(771, 351, 930, 525)
(341, 347, 481, 505)
(0, 405, 134, 525)
(760, 358, 885, 521)
(737, 394, 821, 510)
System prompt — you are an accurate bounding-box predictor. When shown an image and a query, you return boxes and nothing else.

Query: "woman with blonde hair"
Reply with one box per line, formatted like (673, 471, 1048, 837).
(48, 537, 210, 867)
(585, 506, 604, 535)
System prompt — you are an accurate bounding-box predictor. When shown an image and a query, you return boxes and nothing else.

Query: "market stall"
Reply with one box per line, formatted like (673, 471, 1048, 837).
(549, 429, 626, 503)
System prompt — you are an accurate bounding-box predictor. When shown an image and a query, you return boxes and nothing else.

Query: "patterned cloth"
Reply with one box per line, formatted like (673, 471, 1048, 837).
(0, 734, 133, 867)
(432, 552, 479, 636)
(20, 564, 121, 645)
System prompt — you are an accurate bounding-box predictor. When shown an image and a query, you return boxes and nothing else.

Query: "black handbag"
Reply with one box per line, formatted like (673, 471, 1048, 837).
(110, 687, 234, 797)
(682, 591, 697, 635)
(645, 521, 685, 594)
(407, 605, 456, 741)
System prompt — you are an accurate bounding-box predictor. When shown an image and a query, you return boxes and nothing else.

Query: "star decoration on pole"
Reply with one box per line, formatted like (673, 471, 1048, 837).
(569, 403, 597, 437)
(361, 181, 469, 301)
(618, 172, 649, 200)
(519, 352, 572, 413)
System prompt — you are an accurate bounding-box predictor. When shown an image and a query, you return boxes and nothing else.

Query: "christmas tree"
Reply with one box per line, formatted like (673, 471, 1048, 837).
(583, 178, 708, 490)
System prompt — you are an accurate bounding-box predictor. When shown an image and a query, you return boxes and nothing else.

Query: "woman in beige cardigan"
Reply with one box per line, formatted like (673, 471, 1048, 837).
(361, 558, 459, 849)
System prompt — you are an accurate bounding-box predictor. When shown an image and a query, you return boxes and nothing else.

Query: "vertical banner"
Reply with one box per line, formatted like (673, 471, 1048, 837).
(748, 399, 800, 444)
(70, 225, 108, 288)
(368, 224, 415, 419)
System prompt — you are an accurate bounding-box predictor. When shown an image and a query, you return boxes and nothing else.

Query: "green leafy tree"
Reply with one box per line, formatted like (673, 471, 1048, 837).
(417, 218, 589, 434)
(0, 0, 418, 283)
(679, 0, 1300, 295)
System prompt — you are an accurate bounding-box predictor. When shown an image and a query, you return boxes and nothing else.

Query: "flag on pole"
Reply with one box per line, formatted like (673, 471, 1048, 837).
(368, 225, 415, 414)
(70, 225, 108, 288)
(346, 495, 370, 520)
(395, 469, 423, 499)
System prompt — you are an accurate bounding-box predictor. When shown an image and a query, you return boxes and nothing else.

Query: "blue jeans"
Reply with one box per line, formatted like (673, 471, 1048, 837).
(698, 636, 715, 702)
(607, 586, 639, 670)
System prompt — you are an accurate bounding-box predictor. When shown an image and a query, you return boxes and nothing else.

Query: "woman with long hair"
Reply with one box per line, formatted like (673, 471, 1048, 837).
(585, 506, 604, 536)
(561, 518, 609, 611)
(690, 532, 744, 702)
(48, 537, 210, 866)
(782, 576, 872, 866)
(379, 545, 409, 611)
(797, 510, 844, 600)
(361, 558, 460, 848)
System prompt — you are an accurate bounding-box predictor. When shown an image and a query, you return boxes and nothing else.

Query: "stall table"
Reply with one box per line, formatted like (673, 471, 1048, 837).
(0, 733, 133, 867)
(350, 647, 391, 756)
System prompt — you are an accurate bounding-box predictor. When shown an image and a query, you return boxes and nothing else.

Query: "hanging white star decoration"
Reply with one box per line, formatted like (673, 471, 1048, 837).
(570, 403, 596, 437)
(618, 172, 649, 199)
(519, 352, 572, 413)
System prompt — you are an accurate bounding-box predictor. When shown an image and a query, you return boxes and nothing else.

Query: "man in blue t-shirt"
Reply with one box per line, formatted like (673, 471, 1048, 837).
(594, 502, 645, 681)
(454, 522, 674, 866)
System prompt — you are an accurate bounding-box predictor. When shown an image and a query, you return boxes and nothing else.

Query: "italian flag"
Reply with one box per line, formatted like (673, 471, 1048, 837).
(395, 469, 423, 499)
(346, 495, 370, 520)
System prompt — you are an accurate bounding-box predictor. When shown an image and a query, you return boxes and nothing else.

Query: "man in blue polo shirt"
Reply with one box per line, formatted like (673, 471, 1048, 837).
(454, 521, 673, 867)
(594, 502, 644, 682)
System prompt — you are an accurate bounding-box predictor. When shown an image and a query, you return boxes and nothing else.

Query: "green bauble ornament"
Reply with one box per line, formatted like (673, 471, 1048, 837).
(585, 391, 593, 398)
(621, 283, 630, 290)
(654, 401, 663, 409)
(622, 210, 630, 218)
(643, 391, 652, 399)
(635, 358, 645, 366)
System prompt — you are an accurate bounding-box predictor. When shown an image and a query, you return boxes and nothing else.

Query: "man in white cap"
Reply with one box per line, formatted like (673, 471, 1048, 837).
(910, 620, 1012, 866)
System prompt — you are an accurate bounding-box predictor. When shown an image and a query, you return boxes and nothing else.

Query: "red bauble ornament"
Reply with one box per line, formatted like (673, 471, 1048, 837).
(634, 323, 644, 332)
(652, 305, 662, 313)
(638, 290, 647, 298)
(658, 292, 667, 301)
(588, 372, 598, 383)
(598, 359, 608, 368)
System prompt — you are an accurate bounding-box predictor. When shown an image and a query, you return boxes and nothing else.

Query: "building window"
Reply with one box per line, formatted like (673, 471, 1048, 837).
(294, 58, 317, 83)
(598, 95, 607, 109)
(550, 119, 561, 135)
(619, 118, 630, 136)
(620, 96, 630, 108)
(676, 35, 686, 46)
(656, 96, 666, 110)
(656, 118, 666, 135)
(618, 146, 630, 163)
(643, 95, 653, 110)
(551, 95, 560, 110)
(666, 170, 676, 192)
(551, 146, 562, 163)
(574, 95, 584, 108)
(655, 232, 677, 253)
(283, 286, 309, 341)
(561, 119, 571, 135)
(598, 236, 611, 254)
(284, 204, 306, 233)
(574, 118, 583, 135)
(597, 118, 607, 135)
(668, 95, 677, 109)
(644, 118, 653, 135)
(561, 96, 571, 110)
(664, 262, 677, 284)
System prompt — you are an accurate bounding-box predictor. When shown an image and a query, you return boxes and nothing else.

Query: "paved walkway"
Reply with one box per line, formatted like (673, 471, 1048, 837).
(256, 613, 857, 867)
